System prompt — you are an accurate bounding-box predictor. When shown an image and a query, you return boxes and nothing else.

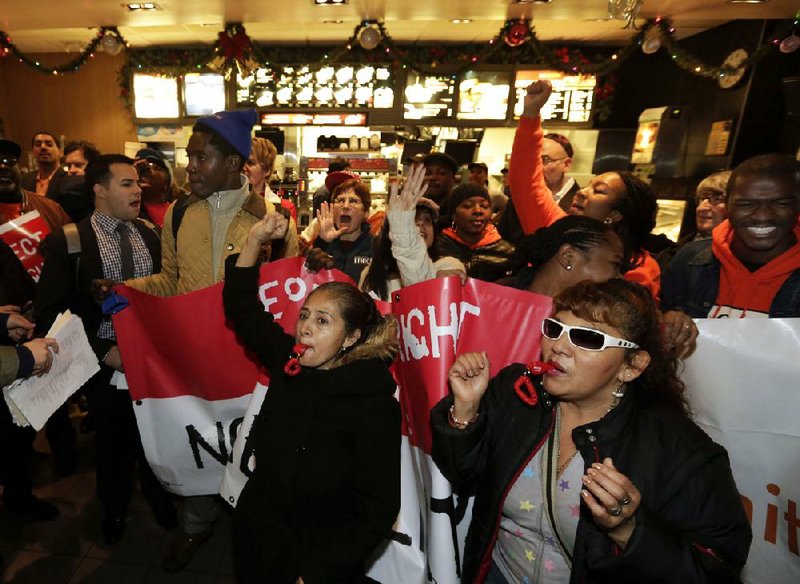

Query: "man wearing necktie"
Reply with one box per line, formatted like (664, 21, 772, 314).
(35, 154, 176, 546)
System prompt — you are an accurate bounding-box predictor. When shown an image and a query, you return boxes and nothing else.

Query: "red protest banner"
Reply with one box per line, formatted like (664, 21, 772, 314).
(113, 257, 352, 401)
(0, 210, 51, 282)
(392, 277, 552, 454)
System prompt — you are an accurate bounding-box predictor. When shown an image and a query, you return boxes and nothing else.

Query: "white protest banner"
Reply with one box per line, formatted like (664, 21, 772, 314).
(3, 311, 99, 430)
(684, 318, 800, 584)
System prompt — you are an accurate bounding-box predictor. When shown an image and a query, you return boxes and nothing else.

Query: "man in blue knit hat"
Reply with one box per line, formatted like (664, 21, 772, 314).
(93, 109, 297, 571)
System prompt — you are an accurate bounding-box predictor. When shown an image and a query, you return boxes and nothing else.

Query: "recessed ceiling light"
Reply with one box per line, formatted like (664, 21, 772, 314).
(322, 19, 345, 24)
(314, 0, 348, 5)
(728, 0, 769, 3)
(451, 19, 473, 24)
(123, 2, 160, 10)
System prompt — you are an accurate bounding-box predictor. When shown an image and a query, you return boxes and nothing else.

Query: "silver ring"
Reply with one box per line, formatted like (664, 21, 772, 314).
(608, 505, 623, 517)
(619, 495, 632, 506)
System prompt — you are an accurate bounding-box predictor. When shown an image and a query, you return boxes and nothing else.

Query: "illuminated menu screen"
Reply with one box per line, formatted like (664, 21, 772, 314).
(235, 65, 395, 110)
(514, 70, 596, 123)
(457, 70, 511, 120)
(184, 73, 226, 116)
(133, 74, 180, 119)
(403, 73, 456, 120)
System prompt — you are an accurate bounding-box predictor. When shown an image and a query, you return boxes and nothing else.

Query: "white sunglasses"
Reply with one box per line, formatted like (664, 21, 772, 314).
(541, 317, 639, 351)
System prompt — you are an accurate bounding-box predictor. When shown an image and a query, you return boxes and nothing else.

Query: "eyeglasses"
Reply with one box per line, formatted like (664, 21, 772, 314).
(0, 156, 18, 166)
(541, 317, 639, 351)
(541, 155, 567, 165)
(696, 193, 726, 206)
(333, 196, 363, 207)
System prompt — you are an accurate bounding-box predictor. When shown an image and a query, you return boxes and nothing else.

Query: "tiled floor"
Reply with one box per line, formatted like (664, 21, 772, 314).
(1, 416, 236, 583)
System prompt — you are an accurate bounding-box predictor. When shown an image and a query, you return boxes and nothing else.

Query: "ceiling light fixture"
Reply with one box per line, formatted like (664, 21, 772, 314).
(728, 0, 770, 3)
(124, 2, 160, 10)
(451, 19, 472, 24)
(359, 24, 381, 50)
(314, 0, 348, 5)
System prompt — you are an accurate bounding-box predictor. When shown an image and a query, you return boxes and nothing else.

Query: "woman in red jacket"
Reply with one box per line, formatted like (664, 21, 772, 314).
(509, 81, 661, 299)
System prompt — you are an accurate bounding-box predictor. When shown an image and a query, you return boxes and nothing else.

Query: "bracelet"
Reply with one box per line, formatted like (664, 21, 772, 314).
(448, 404, 479, 430)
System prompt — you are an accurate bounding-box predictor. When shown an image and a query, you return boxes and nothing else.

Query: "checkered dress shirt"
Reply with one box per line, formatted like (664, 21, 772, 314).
(91, 211, 153, 340)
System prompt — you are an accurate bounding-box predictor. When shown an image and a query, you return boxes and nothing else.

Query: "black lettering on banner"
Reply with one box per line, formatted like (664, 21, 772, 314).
(229, 417, 244, 462)
(239, 428, 255, 478)
(387, 530, 412, 546)
(430, 494, 469, 579)
(186, 422, 229, 469)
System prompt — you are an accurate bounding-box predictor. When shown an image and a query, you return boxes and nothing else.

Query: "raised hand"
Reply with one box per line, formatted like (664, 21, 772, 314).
(316, 201, 348, 243)
(448, 352, 491, 420)
(248, 211, 289, 246)
(389, 164, 428, 212)
(522, 80, 553, 119)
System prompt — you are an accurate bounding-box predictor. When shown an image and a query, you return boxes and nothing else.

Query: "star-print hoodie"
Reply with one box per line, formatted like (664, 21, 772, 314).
(710, 220, 800, 317)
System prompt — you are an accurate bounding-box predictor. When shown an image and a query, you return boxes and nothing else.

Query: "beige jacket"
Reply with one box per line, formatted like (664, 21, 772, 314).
(126, 188, 299, 297)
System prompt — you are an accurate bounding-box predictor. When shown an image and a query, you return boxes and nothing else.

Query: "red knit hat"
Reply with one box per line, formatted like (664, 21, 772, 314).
(325, 170, 360, 193)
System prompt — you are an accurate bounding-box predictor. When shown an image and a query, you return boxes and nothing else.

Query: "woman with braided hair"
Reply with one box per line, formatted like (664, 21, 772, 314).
(500, 216, 624, 297)
(223, 210, 401, 583)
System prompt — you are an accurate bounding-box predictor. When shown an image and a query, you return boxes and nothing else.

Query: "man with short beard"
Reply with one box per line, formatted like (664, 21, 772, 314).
(21, 132, 69, 198)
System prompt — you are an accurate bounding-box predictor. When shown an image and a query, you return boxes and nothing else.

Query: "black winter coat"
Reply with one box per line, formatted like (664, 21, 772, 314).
(431, 364, 751, 584)
(436, 233, 515, 282)
(222, 257, 401, 584)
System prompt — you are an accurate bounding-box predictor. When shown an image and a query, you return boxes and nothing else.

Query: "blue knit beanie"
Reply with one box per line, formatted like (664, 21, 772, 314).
(195, 109, 257, 159)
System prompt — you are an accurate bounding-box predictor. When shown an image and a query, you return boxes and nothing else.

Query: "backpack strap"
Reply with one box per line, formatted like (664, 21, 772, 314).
(171, 196, 191, 250)
(62, 222, 82, 285)
(63, 223, 81, 254)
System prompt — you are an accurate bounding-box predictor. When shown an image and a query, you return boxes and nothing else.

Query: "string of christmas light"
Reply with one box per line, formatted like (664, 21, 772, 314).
(3, 17, 795, 82)
(0, 27, 127, 75)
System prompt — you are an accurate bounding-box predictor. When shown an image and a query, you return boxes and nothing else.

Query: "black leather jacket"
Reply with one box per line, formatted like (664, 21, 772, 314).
(431, 363, 751, 584)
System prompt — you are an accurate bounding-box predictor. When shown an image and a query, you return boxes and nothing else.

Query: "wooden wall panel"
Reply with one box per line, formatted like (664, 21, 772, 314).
(0, 52, 136, 170)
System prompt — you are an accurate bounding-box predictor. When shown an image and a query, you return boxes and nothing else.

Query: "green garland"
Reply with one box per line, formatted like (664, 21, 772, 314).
(3, 17, 796, 112)
(0, 27, 127, 75)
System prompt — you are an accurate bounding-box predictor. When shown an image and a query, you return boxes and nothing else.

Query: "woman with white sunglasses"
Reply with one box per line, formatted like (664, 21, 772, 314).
(431, 279, 751, 584)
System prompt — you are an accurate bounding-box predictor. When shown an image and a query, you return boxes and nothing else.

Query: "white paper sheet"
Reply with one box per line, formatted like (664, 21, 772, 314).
(3, 311, 100, 430)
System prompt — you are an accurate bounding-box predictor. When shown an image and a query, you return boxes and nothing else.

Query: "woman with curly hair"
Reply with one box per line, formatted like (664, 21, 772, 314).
(431, 279, 751, 584)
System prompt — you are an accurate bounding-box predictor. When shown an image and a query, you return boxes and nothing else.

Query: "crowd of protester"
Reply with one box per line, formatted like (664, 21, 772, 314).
(2, 77, 799, 582)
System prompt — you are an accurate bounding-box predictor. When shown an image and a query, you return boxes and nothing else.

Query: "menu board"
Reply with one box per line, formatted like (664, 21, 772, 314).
(260, 113, 367, 126)
(514, 70, 596, 123)
(183, 73, 226, 116)
(403, 72, 457, 120)
(457, 70, 511, 120)
(133, 74, 180, 119)
(235, 65, 394, 110)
